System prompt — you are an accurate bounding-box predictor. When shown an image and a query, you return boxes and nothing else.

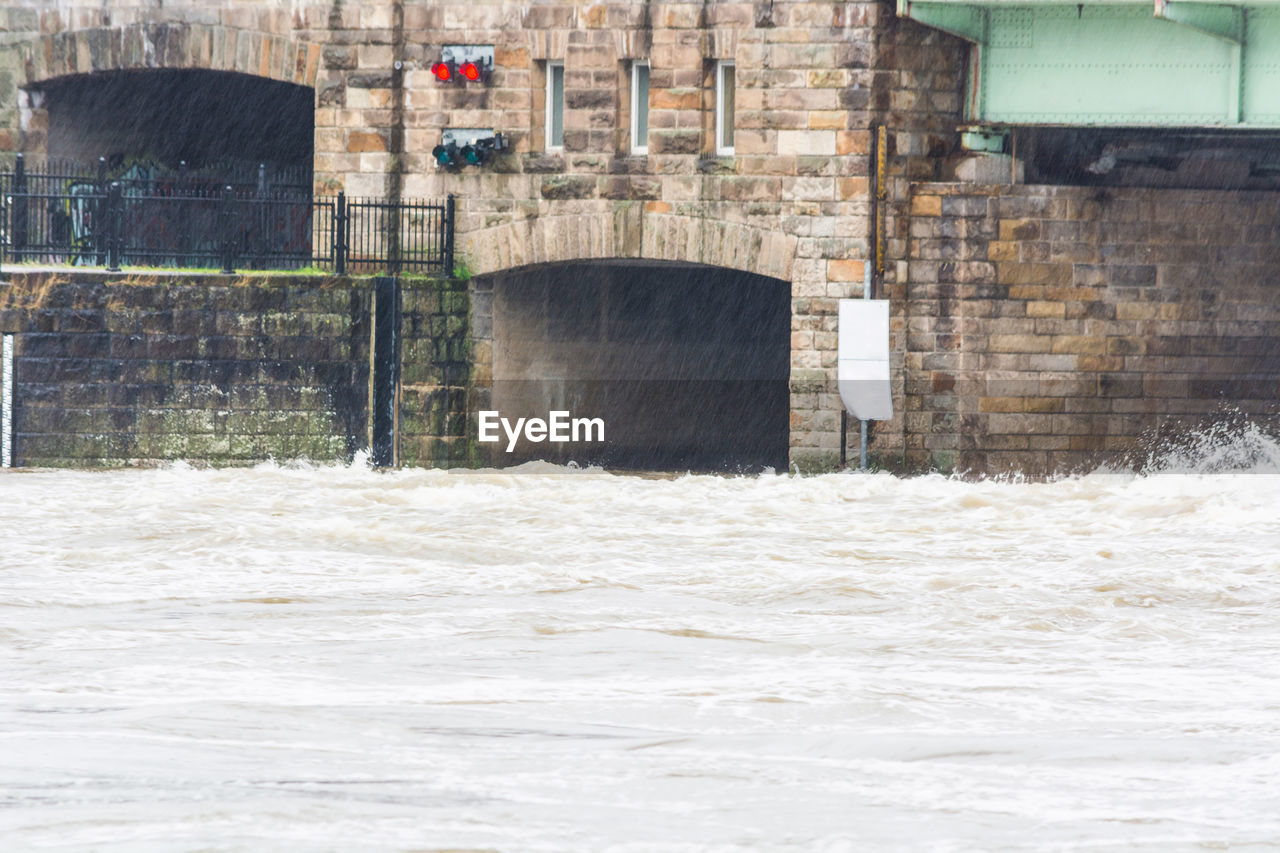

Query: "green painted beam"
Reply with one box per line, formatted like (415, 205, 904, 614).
(1154, 0, 1245, 42)
(899, 0, 1280, 7)
(898, 1, 987, 42)
(898, 1, 1280, 128)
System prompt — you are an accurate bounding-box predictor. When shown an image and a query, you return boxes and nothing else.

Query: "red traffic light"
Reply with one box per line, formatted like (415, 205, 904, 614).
(432, 51, 491, 84)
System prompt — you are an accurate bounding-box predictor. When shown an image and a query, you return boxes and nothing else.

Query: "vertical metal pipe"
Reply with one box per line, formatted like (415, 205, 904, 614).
(335, 191, 347, 275)
(861, 262, 872, 470)
(177, 160, 191, 267)
(220, 185, 235, 274)
(95, 157, 107, 265)
(874, 125, 887, 279)
(255, 165, 266, 269)
(11, 153, 27, 258)
(106, 181, 123, 272)
(2, 333, 12, 468)
(371, 276, 401, 467)
(386, 1, 407, 272)
(444, 194, 455, 276)
(840, 409, 847, 469)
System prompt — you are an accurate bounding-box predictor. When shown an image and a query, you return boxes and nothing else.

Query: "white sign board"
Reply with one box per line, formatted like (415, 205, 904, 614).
(838, 299, 893, 421)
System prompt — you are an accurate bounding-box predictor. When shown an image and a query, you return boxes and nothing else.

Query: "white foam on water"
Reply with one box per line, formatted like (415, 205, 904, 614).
(2, 426, 1279, 851)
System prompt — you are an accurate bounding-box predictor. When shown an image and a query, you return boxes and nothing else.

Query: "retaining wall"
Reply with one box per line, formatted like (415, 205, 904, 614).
(0, 271, 470, 467)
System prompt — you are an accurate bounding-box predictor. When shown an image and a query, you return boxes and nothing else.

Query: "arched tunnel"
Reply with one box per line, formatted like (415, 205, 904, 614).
(480, 260, 792, 472)
(30, 68, 313, 177)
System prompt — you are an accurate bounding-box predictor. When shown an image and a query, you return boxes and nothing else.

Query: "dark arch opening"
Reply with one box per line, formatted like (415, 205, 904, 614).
(481, 260, 791, 473)
(32, 68, 313, 180)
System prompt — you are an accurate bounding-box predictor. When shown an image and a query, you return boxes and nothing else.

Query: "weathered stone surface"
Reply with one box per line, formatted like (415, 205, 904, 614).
(897, 182, 1280, 477)
(540, 174, 596, 199)
(0, 271, 469, 469)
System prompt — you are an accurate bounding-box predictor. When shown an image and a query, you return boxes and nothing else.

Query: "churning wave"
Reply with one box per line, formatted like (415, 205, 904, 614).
(1133, 419, 1280, 475)
(232, 417, 1280, 483)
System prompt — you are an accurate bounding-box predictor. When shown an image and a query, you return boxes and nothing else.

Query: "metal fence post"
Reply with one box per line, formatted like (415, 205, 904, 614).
(95, 157, 107, 265)
(253, 163, 266, 269)
(444, 193, 455, 277)
(386, 198, 401, 277)
(220, 184, 235, 274)
(335, 191, 348, 275)
(10, 153, 27, 258)
(105, 181, 123, 272)
(177, 160, 191, 267)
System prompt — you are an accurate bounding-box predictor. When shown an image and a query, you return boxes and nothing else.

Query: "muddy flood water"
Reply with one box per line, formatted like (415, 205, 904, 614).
(3, 434, 1280, 851)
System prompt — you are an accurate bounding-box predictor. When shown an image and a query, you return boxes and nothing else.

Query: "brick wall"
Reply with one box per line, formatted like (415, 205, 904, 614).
(895, 183, 1280, 475)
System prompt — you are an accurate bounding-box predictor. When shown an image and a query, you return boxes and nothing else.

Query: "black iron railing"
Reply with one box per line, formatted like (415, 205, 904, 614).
(0, 155, 455, 275)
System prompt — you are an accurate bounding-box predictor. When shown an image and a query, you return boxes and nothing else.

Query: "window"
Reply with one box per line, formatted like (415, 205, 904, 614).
(631, 61, 649, 154)
(715, 60, 735, 156)
(546, 61, 564, 150)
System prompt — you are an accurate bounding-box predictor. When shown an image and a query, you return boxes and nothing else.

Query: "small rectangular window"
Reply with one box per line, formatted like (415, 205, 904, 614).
(715, 60, 735, 156)
(547, 61, 565, 150)
(631, 61, 649, 154)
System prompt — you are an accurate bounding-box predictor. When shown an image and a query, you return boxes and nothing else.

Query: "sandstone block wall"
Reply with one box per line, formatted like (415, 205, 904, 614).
(398, 276, 475, 467)
(0, 272, 368, 465)
(893, 183, 1280, 475)
(0, 271, 470, 468)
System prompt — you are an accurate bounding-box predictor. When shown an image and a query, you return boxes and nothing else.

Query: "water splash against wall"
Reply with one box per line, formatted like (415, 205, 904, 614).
(1136, 419, 1280, 475)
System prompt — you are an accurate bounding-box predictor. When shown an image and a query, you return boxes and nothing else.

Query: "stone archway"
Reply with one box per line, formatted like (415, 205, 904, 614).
(463, 208, 800, 471)
(18, 24, 321, 91)
(460, 206, 797, 284)
(14, 24, 321, 164)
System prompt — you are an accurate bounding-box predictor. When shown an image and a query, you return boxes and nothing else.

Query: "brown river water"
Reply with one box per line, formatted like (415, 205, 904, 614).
(3, 430, 1280, 851)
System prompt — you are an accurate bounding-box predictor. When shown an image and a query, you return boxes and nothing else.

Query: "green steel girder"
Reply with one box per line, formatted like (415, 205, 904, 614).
(897, 0, 1280, 128)
(960, 127, 1008, 151)
(897, 0, 986, 42)
(1155, 0, 1244, 42)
